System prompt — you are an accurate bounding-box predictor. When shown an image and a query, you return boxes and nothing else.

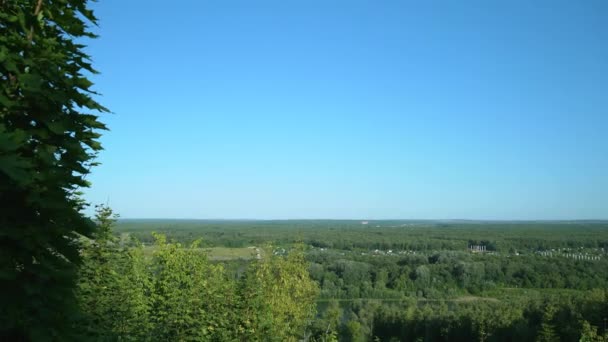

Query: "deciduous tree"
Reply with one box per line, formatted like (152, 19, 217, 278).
(0, 0, 106, 339)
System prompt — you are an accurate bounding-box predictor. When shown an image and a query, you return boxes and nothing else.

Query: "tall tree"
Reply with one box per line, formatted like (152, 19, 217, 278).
(76, 205, 151, 340)
(579, 320, 607, 342)
(148, 234, 239, 341)
(238, 246, 320, 341)
(537, 305, 558, 342)
(0, 0, 106, 339)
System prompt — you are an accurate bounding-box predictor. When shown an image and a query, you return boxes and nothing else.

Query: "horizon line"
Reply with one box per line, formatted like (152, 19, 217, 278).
(115, 218, 608, 222)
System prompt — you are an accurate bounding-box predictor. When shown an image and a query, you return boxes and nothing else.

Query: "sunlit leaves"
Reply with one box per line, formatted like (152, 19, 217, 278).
(77, 215, 320, 341)
(238, 245, 320, 341)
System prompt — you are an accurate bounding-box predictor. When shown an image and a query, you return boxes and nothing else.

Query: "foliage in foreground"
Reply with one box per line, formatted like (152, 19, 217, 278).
(0, 0, 106, 339)
(77, 206, 319, 341)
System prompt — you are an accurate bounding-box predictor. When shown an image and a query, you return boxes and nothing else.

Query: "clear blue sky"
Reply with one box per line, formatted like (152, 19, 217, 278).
(84, 0, 607, 220)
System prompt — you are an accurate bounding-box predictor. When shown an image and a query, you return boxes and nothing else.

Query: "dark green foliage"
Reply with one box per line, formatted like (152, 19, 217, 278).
(0, 0, 106, 339)
(308, 294, 608, 342)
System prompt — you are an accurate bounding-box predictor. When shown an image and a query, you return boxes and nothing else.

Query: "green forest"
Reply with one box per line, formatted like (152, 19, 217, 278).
(112, 219, 608, 341)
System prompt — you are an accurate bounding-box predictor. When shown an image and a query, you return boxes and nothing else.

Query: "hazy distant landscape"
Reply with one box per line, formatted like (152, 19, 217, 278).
(112, 219, 608, 340)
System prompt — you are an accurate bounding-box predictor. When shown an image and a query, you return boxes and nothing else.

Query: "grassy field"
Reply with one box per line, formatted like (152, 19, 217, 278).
(141, 245, 262, 261)
(203, 247, 261, 261)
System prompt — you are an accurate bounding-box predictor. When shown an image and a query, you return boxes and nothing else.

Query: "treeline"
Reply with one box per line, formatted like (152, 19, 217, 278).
(307, 250, 608, 299)
(310, 293, 608, 341)
(76, 207, 319, 341)
(116, 220, 608, 253)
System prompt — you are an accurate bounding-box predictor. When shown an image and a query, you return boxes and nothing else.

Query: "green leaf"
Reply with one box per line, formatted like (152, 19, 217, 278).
(0, 0, 110, 339)
(0, 154, 32, 184)
(46, 121, 67, 135)
(0, 46, 8, 63)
